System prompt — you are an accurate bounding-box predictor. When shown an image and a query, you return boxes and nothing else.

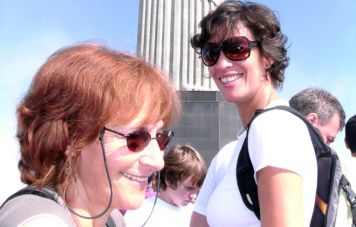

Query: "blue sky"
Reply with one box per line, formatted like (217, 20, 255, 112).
(0, 0, 355, 202)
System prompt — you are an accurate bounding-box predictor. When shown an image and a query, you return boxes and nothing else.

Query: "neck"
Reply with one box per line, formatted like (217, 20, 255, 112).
(65, 181, 112, 227)
(237, 86, 278, 127)
(72, 215, 108, 227)
(157, 190, 176, 207)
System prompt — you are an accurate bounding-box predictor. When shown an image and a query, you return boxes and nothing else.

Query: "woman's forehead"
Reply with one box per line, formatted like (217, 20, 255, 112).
(209, 22, 254, 42)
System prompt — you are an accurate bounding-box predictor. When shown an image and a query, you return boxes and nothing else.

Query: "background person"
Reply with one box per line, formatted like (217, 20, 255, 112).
(0, 43, 181, 227)
(289, 87, 346, 145)
(189, 1, 317, 226)
(124, 145, 207, 227)
(336, 114, 356, 227)
(289, 87, 356, 226)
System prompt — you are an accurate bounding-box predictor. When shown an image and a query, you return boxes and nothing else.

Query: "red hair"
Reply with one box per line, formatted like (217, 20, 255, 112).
(16, 43, 181, 193)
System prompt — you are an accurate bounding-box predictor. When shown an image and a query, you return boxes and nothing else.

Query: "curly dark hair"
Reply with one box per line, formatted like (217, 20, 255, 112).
(191, 0, 289, 88)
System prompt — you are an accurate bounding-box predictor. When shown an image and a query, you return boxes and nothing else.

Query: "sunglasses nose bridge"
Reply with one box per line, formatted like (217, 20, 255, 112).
(213, 49, 235, 67)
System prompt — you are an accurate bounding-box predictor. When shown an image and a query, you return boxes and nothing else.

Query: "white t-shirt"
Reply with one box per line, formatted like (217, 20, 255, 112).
(194, 101, 318, 227)
(335, 154, 356, 227)
(124, 196, 194, 227)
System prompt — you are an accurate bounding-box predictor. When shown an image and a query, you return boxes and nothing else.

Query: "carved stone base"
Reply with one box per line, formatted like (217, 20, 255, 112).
(171, 91, 241, 164)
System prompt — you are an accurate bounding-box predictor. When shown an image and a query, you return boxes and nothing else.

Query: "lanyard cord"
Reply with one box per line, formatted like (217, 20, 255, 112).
(66, 136, 113, 219)
(140, 171, 161, 227)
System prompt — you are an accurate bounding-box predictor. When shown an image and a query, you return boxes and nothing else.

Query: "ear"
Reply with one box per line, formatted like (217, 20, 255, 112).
(306, 113, 319, 126)
(164, 177, 172, 187)
(262, 57, 273, 70)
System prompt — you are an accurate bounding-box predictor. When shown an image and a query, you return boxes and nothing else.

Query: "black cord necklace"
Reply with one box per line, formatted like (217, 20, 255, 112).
(66, 137, 113, 219)
(140, 172, 161, 227)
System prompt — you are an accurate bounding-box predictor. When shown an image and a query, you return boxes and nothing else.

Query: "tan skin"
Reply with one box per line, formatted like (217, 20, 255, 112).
(158, 176, 199, 207)
(190, 23, 304, 227)
(306, 112, 341, 145)
(22, 108, 166, 227)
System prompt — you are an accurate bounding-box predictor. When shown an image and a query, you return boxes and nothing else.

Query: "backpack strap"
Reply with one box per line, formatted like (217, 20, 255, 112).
(236, 105, 321, 220)
(1, 186, 119, 227)
(106, 215, 116, 227)
(0, 186, 56, 209)
(236, 138, 260, 219)
(340, 175, 356, 225)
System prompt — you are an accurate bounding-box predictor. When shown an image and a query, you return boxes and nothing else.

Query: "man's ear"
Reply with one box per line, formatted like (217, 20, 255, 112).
(306, 113, 319, 126)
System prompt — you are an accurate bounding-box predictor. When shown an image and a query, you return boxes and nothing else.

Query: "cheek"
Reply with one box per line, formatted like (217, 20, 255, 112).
(107, 151, 138, 169)
(176, 188, 189, 199)
(208, 66, 216, 77)
(104, 139, 127, 155)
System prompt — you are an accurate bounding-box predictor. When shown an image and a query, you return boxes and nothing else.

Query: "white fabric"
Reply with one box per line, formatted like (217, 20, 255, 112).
(193, 100, 318, 227)
(335, 154, 356, 227)
(193, 140, 238, 215)
(124, 197, 194, 227)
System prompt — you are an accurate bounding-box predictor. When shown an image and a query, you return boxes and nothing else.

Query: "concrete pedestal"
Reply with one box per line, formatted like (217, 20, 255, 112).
(171, 91, 241, 164)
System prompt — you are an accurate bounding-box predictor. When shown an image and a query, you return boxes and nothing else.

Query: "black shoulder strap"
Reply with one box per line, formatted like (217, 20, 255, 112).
(341, 175, 356, 225)
(236, 136, 260, 218)
(1, 186, 119, 227)
(236, 105, 319, 220)
(0, 186, 56, 209)
(106, 215, 117, 227)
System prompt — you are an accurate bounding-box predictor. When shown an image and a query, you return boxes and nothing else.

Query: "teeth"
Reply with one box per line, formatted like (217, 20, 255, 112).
(220, 74, 242, 84)
(122, 172, 148, 182)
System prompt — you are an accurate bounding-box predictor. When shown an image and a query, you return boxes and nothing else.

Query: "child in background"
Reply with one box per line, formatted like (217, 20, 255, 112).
(124, 145, 207, 227)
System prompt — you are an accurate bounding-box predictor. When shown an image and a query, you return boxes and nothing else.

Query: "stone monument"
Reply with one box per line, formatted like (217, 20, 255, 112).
(137, 0, 241, 163)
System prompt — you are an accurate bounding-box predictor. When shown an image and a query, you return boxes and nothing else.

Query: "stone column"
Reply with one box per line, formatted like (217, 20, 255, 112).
(137, 0, 223, 91)
(137, 0, 241, 164)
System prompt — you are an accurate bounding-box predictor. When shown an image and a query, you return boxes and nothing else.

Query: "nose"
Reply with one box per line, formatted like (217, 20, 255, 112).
(139, 140, 164, 171)
(209, 51, 233, 74)
(188, 192, 198, 203)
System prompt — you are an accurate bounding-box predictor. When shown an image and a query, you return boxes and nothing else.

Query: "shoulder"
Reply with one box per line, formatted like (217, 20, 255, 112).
(250, 106, 309, 138)
(109, 209, 126, 227)
(247, 105, 316, 174)
(0, 192, 75, 227)
(124, 198, 155, 220)
(18, 214, 70, 227)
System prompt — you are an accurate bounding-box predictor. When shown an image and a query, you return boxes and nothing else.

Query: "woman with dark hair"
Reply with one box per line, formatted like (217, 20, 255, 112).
(190, 1, 316, 226)
(0, 43, 181, 227)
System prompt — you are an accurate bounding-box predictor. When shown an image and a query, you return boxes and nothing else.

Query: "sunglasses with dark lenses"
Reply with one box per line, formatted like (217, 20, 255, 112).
(100, 127, 174, 152)
(200, 36, 258, 66)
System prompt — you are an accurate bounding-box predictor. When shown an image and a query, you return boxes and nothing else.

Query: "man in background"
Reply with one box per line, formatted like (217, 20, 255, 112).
(289, 87, 345, 145)
(290, 87, 356, 226)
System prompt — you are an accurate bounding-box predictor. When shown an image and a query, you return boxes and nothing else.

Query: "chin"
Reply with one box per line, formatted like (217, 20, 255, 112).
(222, 95, 239, 103)
(124, 194, 146, 210)
(222, 92, 246, 104)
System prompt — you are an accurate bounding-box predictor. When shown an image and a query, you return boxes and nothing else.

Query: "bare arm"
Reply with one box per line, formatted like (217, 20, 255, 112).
(257, 166, 304, 227)
(190, 211, 209, 227)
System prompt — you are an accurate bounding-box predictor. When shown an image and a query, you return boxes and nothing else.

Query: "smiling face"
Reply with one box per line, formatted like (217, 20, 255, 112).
(73, 107, 166, 212)
(207, 23, 272, 106)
